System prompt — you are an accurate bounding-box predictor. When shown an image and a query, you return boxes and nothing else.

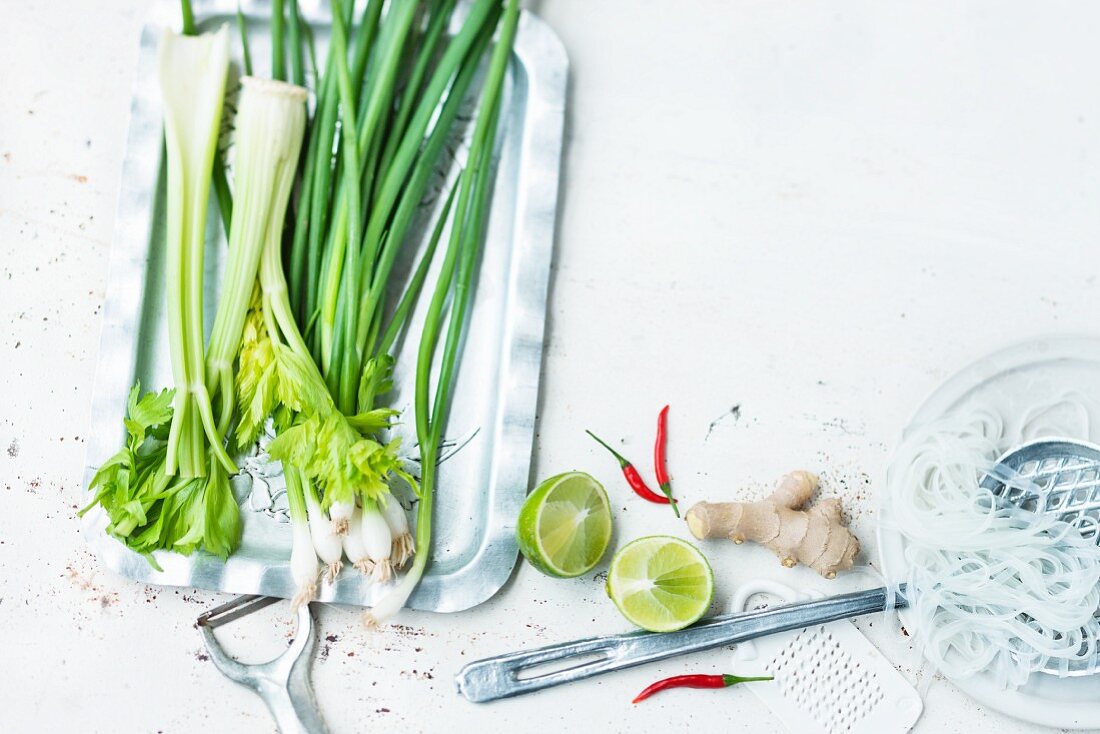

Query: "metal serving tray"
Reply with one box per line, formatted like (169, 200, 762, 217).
(82, 0, 566, 612)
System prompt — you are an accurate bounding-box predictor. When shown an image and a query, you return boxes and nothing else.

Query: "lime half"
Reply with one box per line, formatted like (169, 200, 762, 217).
(606, 535, 714, 632)
(516, 472, 612, 578)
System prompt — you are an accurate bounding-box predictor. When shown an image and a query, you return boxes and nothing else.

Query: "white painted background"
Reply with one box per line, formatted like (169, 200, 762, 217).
(3, 1, 1100, 731)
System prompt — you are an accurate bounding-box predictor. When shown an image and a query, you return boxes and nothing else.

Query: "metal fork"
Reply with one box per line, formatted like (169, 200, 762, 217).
(198, 595, 327, 734)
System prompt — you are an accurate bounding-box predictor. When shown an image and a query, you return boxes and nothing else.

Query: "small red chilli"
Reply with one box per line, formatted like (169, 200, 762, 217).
(653, 405, 679, 517)
(632, 673, 773, 704)
(586, 430, 670, 505)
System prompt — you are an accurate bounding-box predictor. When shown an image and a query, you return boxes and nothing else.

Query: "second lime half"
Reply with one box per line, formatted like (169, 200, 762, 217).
(606, 535, 714, 632)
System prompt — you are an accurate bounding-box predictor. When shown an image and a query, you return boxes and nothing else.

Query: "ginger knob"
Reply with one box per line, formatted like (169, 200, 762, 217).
(685, 470, 860, 579)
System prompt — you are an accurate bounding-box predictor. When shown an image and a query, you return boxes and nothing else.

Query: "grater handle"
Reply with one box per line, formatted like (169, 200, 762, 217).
(455, 585, 907, 703)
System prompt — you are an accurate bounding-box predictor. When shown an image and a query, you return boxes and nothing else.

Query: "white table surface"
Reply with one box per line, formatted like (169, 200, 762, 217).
(3, 1, 1100, 732)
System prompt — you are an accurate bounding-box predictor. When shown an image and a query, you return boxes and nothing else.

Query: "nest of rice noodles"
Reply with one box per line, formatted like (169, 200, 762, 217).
(883, 396, 1100, 688)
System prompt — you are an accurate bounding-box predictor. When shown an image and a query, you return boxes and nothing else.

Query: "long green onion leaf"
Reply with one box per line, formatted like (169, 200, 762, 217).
(236, 4, 254, 76)
(271, 0, 286, 80)
(367, 0, 519, 625)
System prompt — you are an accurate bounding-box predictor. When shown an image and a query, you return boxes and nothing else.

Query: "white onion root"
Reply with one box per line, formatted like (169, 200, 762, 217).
(343, 504, 373, 575)
(305, 485, 343, 583)
(360, 501, 394, 583)
(381, 495, 415, 569)
(290, 521, 320, 611)
(328, 500, 353, 535)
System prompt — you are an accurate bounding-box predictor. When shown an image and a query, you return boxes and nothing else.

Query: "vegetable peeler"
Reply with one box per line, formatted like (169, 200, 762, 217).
(456, 438, 1100, 702)
(197, 595, 328, 734)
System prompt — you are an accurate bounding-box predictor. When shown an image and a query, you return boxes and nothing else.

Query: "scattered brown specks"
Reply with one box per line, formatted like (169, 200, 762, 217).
(69, 174, 88, 184)
(66, 564, 97, 592)
(388, 623, 426, 638)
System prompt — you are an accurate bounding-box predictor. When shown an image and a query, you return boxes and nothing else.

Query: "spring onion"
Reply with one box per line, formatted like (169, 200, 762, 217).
(304, 477, 344, 582)
(366, 0, 520, 626)
(381, 495, 414, 570)
(360, 500, 396, 583)
(343, 504, 372, 574)
(285, 462, 321, 608)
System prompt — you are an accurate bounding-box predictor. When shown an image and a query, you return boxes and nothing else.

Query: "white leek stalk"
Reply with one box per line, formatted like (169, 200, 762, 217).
(360, 500, 394, 583)
(381, 495, 414, 569)
(304, 479, 343, 582)
(158, 27, 235, 477)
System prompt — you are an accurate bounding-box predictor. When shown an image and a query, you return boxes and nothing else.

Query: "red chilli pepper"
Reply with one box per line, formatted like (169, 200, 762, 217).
(632, 673, 773, 704)
(586, 430, 669, 504)
(654, 405, 679, 517)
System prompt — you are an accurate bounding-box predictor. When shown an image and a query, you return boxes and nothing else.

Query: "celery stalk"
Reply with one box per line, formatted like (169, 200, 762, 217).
(157, 27, 236, 477)
(206, 77, 308, 435)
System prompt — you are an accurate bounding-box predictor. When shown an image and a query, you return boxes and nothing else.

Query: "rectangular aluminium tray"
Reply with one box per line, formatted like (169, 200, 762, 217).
(82, 0, 567, 612)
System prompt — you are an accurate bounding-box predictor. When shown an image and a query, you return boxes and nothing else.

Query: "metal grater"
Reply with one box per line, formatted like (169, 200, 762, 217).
(980, 438, 1100, 542)
(732, 581, 922, 734)
(977, 437, 1100, 677)
(769, 627, 885, 731)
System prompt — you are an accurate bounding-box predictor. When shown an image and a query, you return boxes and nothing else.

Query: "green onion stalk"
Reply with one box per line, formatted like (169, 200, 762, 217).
(366, 0, 520, 626)
(309, 0, 501, 410)
(260, 0, 506, 591)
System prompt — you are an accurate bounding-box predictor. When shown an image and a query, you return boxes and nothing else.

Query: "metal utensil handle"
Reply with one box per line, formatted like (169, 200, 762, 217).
(455, 585, 906, 703)
(259, 679, 327, 734)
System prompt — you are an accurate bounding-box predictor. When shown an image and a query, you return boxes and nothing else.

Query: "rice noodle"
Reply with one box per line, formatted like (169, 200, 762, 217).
(882, 397, 1100, 688)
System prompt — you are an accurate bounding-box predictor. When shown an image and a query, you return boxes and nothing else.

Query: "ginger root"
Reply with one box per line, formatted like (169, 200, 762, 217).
(685, 470, 859, 579)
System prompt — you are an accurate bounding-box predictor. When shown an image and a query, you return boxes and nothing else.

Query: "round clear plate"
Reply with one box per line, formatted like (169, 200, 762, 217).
(877, 335, 1100, 729)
